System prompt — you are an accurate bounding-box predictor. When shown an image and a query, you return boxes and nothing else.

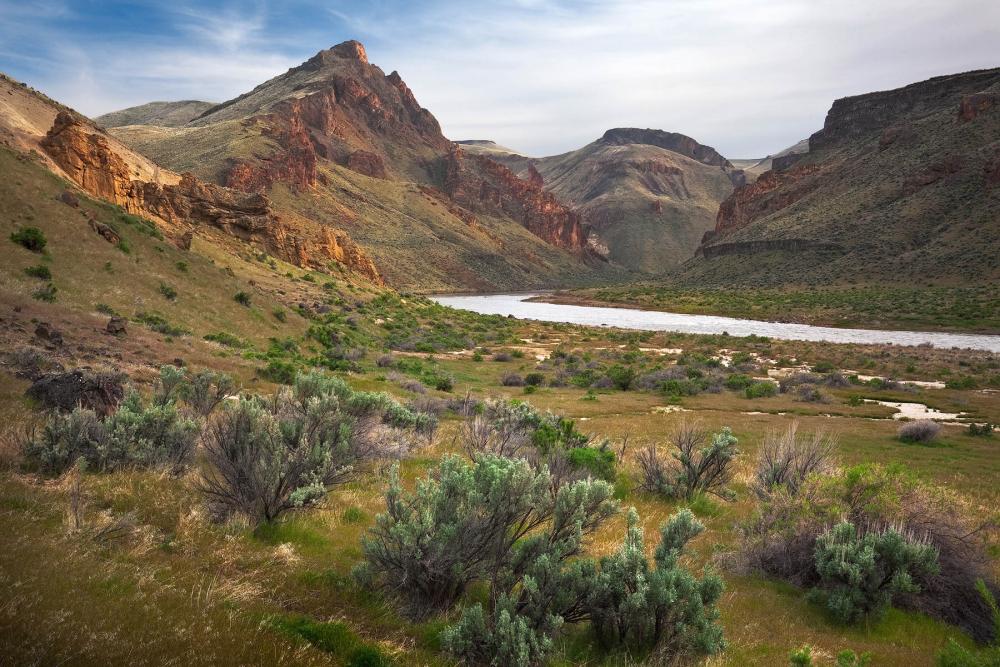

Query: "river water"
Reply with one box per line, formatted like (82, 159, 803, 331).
(430, 293, 1000, 352)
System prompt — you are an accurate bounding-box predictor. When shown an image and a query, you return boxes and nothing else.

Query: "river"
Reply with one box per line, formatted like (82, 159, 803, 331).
(430, 293, 1000, 352)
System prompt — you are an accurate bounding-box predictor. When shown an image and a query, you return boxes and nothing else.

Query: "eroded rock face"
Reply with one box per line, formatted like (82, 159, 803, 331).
(713, 163, 822, 235)
(442, 146, 587, 250)
(40, 111, 381, 282)
(346, 150, 387, 178)
(958, 92, 998, 122)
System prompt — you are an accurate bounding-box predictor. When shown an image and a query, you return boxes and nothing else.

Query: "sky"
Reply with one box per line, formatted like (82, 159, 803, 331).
(1, 1, 998, 158)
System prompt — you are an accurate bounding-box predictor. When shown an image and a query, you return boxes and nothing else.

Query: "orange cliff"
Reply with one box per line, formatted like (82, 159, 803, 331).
(40, 110, 381, 282)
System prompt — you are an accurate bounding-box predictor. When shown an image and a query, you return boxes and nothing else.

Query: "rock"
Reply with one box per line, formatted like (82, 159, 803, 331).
(346, 150, 387, 178)
(176, 229, 194, 250)
(958, 92, 998, 122)
(106, 316, 127, 335)
(59, 190, 79, 207)
(39, 111, 382, 283)
(712, 163, 822, 236)
(442, 146, 587, 250)
(26, 369, 126, 416)
(527, 163, 544, 188)
(88, 217, 121, 244)
(173, 358, 186, 367)
(34, 322, 63, 346)
(651, 200, 663, 214)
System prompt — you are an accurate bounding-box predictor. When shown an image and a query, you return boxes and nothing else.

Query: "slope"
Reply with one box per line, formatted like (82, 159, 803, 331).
(685, 68, 1000, 286)
(463, 128, 740, 273)
(103, 41, 614, 291)
(95, 101, 216, 128)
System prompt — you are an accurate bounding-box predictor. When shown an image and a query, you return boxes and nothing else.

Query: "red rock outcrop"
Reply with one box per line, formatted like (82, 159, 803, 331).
(527, 163, 544, 188)
(346, 150, 387, 178)
(40, 111, 381, 282)
(712, 163, 822, 235)
(442, 146, 587, 250)
(958, 92, 998, 122)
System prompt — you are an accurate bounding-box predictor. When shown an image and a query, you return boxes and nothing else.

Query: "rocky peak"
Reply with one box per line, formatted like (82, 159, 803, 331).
(599, 128, 732, 168)
(303, 40, 369, 70)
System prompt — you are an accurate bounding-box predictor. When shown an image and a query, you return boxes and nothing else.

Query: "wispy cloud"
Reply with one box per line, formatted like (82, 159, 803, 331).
(0, 0, 996, 156)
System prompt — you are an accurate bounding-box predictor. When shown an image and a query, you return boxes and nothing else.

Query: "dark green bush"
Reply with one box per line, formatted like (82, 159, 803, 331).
(637, 424, 739, 501)
(524, 372, 545, 387)
(567, 446, 615, 481)
(813, 520, 939, 623)
(745, 381, 778, 399)
(588, 508, 725, 658)
(10, 226, 47, 252)
(234, 291, 252, 307)
(23, 264, 51, 279)
(158, 282, 178, 300)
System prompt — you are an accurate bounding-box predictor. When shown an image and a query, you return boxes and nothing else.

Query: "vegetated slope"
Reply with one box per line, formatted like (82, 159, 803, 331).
(685, 68, 1000, 286)
(104, 41, 617, 291)
(94, 100, 216, 128)
(0, 73, 381, 283)
(462, 128, 741, 273)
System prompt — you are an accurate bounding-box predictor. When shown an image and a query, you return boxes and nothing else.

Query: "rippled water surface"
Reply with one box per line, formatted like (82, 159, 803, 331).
(431, 293, 1000, 352)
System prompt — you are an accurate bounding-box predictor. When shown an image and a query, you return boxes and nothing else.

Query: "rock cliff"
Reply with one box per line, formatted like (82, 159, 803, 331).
(40, 111, 381, 281)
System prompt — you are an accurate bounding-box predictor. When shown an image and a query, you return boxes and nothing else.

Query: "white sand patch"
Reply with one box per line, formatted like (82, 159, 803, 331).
(864, 400, 963, 421)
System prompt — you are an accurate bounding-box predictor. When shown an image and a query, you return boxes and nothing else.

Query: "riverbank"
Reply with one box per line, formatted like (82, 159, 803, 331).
(432, 293, 1000, 352)
(532, 285, 1000, 335)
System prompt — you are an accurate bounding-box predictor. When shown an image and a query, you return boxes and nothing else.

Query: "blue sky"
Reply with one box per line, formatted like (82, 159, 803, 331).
(2, 0, 998, 157)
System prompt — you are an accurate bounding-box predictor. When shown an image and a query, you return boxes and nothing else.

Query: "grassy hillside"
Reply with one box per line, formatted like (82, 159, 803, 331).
(685, 70, 1000, 286)
(95, 100, 216, 128)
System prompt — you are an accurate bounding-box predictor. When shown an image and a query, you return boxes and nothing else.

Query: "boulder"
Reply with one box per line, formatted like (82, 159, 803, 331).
(26, 369, 126, 416)
(106, 316, 127, 335)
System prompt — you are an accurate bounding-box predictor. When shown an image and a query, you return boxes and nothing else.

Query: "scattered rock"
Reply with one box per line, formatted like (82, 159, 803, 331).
(34, 322, 63, 346)
(59, 190, 79, 207)
(26, 369, 126, 416)
(106, 316, 127, 335)
(88, 217, 121, 244)
(176, 229, 194, 250)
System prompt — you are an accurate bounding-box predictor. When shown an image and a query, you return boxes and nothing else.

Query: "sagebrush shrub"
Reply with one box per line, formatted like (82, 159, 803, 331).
(587, 508, 725, 658)
(737, 464, 997, 640)
(753, 423, 836, 498)
(199, 372, 427, 524)
(813, 521, 939, 623)
(637, 423, 739, 501)
(357, 453, 616, 618)
(898, 420, 941, 443)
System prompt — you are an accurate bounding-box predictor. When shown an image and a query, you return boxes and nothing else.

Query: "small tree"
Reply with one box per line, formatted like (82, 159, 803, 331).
(637, 423, 739, 501)
(587, 508, 725, 659)
(813, 521, 939, 623)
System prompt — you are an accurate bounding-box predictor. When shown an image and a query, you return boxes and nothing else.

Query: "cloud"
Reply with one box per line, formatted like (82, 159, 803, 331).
(0, 0, 997, 156)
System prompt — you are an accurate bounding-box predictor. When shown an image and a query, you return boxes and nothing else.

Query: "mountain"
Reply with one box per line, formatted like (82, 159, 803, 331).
(95, 101, 216, 128)
(684, 68, 1000, 286)
(729, 139, 810, 180)
(461, 128, 741, 273)
(99, 41, 617, 291)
